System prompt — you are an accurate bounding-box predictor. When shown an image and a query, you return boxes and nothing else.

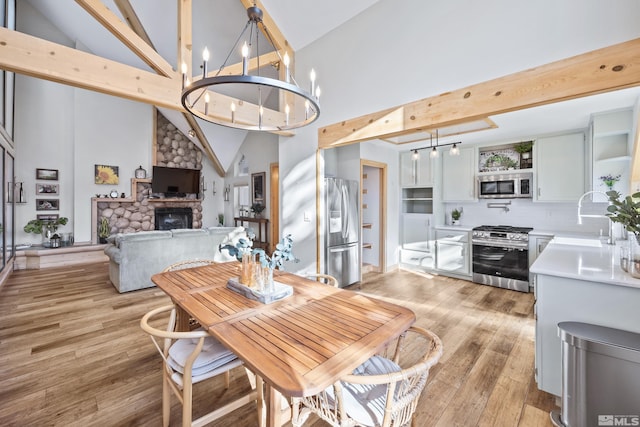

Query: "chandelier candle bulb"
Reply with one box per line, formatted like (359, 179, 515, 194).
(283, 52, 290, 83)
(231, 102, 236, 123)
(259, 105, 264, 129)
(315, 85, 321, 101)
(305, 100, 309, 120)
(204, 92, 210, 115)
(181, 62, 187, 89)
(202, 47, 209, 77)
(310, 68, 316, 96)
(242, 42, 249, 75)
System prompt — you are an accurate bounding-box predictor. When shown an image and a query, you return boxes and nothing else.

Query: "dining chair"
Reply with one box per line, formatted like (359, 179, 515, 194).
(304, 273, 340, 288)
(141, 305, 264, 427)
(291, 326, 443, 427)
(163, 260, 218, 330)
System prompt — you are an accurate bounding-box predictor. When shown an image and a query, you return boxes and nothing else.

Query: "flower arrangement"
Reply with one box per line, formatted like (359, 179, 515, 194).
(220, 232, 298, 270)
(606, 190, 640, 239)
(253, 234, 298, 270)
(24, 217, 68, 235)
(251, 203, 265, 217)
(600, 174, 621, 189)
(219, 234, 255, 260)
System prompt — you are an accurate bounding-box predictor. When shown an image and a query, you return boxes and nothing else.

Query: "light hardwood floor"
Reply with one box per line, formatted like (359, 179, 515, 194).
(0, 262, 558, 426)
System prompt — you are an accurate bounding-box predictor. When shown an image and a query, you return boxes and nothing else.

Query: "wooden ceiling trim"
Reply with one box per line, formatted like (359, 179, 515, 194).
(0, 27, 181, 109)
(178, 0, 192, 79)
(182, 112, 225, 176)
(113, 0, 155, 50)
(318, 37, 640, 148)
(239, 0, 291, 55)
(74, 0, 175, 78)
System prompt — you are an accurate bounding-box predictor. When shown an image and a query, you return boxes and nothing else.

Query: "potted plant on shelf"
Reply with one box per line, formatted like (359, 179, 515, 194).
(451, 208, 463, 225)
(515, 141, 534, 168)
(218, 213, 225, 226)
(24, 217, 68, 247)
(98, 217, 111, 244)
(251, 203, 265, 218)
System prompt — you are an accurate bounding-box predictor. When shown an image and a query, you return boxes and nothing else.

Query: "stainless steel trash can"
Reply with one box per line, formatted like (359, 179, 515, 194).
(550, 322, 640, 427)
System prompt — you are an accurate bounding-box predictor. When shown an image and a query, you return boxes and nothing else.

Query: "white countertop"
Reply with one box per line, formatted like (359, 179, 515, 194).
(530, 238, 640, 289)
(435, 225, 474, 232)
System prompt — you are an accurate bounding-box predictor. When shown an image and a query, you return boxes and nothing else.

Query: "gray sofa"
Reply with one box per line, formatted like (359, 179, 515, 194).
(104, 227, 245, 293)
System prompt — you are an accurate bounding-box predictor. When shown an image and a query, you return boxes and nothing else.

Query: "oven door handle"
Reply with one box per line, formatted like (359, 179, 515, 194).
(472, 241, 528, 250)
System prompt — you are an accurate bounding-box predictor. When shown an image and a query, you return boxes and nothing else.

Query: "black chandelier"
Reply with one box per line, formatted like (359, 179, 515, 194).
(181, 5, 320, 132)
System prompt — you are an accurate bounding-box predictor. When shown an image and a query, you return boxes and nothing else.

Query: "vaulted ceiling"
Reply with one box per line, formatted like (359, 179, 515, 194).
(4, 1, 640, 176)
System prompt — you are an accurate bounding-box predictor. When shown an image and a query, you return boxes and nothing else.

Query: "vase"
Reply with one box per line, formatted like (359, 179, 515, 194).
(263, 267, 274, 294)
(240, 253, 256, 286)
(627, 232, 640, 278)
(42, 224, 57, 247)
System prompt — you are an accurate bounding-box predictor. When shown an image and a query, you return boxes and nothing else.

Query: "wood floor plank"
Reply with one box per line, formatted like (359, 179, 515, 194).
(0, 263, 559, 426)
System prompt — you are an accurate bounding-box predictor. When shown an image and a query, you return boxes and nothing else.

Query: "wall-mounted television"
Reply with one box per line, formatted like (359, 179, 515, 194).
(151, 166, 200, 196)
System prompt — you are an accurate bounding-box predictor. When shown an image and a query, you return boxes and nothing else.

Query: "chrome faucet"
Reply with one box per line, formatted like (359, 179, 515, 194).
(577, 191, 614, 245)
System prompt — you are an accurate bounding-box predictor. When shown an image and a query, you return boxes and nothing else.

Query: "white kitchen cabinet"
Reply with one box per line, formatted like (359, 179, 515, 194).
(400, 214, 435, 271)
(528, 232, 553, 287)
(401, 187, 433, 214)
(435, 227, 471, 277)
(535, 273, 640, 396)
(591, 109, 632, 196)
(400, 151, 433, 186)
(535, 132, 586, 202)
(441, 147, 476, 202)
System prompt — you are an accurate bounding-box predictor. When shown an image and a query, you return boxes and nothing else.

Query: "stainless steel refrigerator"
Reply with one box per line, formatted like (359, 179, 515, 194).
(324, 178, 360, 287)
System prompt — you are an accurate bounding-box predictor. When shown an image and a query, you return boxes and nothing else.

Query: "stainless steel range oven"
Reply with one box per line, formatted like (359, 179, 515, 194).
(471, 225, 533, 292)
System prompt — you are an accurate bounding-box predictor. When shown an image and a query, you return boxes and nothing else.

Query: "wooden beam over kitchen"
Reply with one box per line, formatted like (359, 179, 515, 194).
(318, 37, 640, 148)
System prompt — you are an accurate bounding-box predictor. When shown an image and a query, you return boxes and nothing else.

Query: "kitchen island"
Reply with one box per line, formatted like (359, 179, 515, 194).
(530, 237, 640, 397)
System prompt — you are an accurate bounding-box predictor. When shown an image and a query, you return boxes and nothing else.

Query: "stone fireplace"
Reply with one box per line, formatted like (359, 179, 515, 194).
(154, 207, 193, 230)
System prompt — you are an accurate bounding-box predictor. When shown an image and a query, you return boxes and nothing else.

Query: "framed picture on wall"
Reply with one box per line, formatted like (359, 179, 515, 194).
(36, 168, 59, 181)
(94, 164, 119, 185)
(37, 214, 59, 221)
(36, 183, 59, 195)
(36, 199, 59, 211)
(251, 172, 265, 205)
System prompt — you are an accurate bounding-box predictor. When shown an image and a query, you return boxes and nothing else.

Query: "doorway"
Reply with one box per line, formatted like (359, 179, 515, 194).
(269, 163, 279, 253)
(360, 160, 386, 273)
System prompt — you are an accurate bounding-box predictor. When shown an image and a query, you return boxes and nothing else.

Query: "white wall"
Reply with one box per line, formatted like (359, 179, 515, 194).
(224, 131, 278, 228)
(15, 2, 224, 243)
(280, 0, 640, 271)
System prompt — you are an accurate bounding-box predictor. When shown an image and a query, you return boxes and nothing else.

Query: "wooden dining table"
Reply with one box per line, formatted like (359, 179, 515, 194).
(151, 261, 416, 427)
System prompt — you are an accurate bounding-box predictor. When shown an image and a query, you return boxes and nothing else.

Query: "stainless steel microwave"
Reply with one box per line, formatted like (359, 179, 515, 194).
(477, 173, 533, 199)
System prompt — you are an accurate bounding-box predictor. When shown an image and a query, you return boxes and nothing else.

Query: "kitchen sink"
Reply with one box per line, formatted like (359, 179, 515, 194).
(551, 236, 602, 247)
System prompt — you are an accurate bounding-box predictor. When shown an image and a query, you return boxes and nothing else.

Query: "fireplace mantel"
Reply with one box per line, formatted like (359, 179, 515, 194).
(90, 178, 203, 243)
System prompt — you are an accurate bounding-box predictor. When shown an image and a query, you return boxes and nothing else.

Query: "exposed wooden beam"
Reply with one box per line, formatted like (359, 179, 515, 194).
(182, 112, 225, 177)
(113, 0, 156, 50)
(0, 28, 293, 136)
(319, 37, 640, 148)
(177, 0, 192, 79)
(238, 0, 291, 54)
(75, 0, 175, 78)
(0, 27, 182, 109)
